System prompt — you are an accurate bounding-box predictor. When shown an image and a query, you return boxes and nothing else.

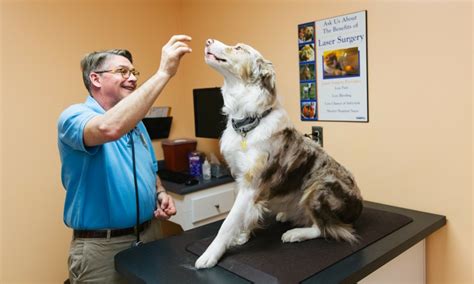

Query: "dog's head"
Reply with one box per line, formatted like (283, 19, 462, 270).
(299, 45, 314, 61)
(304, 26, 314, 41)
(204, 39, 276, 96)
(324, 52, 338, 68)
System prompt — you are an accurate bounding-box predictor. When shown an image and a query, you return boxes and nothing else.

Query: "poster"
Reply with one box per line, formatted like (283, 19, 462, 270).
(298, 11, 368, 122)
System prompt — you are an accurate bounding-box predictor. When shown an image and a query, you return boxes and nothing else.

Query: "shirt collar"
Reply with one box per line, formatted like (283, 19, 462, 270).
(85, 95, 106, 114)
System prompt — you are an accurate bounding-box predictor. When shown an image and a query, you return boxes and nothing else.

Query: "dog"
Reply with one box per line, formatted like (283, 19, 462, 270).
(300, 64, 313, 80)
(196, 39, 363, 269)
(304, 26, 314, 42)
(301, 103, 315, 118)
(301, 83, 313, 99)
(298, 26, 314, 43)
(299, 44, 314, 62)
(323, 52, 346, 76)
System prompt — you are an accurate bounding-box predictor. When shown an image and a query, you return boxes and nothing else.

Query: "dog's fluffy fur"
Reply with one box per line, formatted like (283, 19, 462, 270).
(324, 52, 346, 76)
(195, 39, 363, 269)
(299, 44, 314, 62)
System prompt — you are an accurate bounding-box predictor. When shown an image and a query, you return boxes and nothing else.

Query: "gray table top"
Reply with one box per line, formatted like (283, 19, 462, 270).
(115, 201, 446, 284)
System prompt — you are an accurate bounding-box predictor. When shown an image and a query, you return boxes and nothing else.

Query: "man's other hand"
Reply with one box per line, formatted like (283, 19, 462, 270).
(154, 192, 177, 220)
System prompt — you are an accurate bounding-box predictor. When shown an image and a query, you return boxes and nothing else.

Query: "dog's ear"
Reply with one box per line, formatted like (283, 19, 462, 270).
(257, 58, 276, 95)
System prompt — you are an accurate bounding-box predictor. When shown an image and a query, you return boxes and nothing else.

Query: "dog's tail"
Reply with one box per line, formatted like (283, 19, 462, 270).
(323, 223, 359, 244)
(312, 181, 363, 244)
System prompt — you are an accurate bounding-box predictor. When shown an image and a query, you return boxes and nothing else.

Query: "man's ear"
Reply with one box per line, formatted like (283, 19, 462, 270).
(257, 58, 276, 95)
(90, 72, 101, 88)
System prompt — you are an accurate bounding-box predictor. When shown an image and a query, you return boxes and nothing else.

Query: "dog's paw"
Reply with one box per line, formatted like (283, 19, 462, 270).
(281, 229, 304, 243)
(195, 252, 218, 269)
(281, 227, 321, 243)
(276, 212, 287, 222)
(234, 231, 250, 246)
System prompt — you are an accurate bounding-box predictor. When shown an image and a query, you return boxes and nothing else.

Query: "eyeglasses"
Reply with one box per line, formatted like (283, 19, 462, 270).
(94, 67, 140, 79)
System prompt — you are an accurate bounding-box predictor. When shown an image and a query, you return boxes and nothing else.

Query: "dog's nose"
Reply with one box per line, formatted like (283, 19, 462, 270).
(206, 39, 214, 47)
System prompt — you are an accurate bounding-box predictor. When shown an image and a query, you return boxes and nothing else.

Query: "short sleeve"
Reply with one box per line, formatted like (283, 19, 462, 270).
(58, 105, 100, 154)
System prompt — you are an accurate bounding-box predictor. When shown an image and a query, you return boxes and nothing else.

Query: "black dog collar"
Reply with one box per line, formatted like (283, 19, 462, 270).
(231, 108, 272, 137)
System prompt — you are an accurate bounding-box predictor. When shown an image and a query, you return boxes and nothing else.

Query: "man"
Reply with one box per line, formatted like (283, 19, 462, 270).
(57, 35, 192, 283)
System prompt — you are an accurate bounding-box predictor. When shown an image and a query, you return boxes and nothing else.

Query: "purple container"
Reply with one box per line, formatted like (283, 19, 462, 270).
(188, 151, 202, 177)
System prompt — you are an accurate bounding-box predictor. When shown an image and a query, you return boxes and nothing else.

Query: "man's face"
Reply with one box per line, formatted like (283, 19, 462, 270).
(96, 55, 137, 104)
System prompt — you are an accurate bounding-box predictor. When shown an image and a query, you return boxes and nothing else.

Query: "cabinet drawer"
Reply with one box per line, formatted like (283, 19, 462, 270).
(191, 188, 234, 223)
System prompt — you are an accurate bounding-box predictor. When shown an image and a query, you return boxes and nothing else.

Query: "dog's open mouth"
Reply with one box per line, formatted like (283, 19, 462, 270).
(207, 52, 227, 63)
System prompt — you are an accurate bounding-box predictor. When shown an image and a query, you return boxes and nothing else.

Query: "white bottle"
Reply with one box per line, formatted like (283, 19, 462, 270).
(202, 159, 211, 180)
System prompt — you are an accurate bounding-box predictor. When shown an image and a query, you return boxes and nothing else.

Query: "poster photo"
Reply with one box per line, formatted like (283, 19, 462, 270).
(301, 101, 317, 120)
(298, 10, 368, 122)
(322, 47, 360, 79)
(299, 63, 315, 81)
(300, 82, 316, 100)
(298, 24, 314, 44)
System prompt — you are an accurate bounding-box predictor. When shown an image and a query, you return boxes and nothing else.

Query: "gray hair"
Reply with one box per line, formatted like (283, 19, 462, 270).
(80, 49, 133, 94)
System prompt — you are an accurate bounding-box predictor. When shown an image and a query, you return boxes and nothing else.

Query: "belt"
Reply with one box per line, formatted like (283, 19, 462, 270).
(73, 220, 151, 239)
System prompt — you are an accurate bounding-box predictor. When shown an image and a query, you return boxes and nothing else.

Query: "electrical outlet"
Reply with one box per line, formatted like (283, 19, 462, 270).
(311, 126, 323, 147)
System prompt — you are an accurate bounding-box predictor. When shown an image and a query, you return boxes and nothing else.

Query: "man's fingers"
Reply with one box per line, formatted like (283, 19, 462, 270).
(168, 198, 176, 211)
(154, 208, 169, 219)
(164, 41, 187, 53)
(169, 42, 192, 54)
(164, 203, 176, 214)
(160, 196, 169, 210)
(163, 196, 176, 216)
(158, 35, 192, 77)
(171, 41, 188, 49)
(175, 46, 192, 57)
(165, 207, 176, 216)
(166, 35, 192, 47)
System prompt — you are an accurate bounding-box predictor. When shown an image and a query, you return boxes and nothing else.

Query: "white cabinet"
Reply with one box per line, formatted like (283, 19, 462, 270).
(361, 240, 425, 284)
(168, 182, 237, 230)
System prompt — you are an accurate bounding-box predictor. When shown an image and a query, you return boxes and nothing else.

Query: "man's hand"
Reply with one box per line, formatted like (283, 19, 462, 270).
(154, 192, 177, 220)
(158, 35, 192, 78)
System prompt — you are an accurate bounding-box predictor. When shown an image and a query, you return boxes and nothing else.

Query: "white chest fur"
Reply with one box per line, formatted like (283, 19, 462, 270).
(220, 108, 291, 177)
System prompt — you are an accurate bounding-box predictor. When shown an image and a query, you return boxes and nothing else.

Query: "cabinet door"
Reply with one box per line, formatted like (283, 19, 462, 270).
(191, 187, 235, 223)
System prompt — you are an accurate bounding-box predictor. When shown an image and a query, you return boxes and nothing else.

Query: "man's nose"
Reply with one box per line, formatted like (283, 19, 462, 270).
(128, 73, 137, 81)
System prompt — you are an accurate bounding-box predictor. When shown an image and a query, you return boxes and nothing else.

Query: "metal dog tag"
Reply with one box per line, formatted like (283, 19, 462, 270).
(241, 139, 247, 151)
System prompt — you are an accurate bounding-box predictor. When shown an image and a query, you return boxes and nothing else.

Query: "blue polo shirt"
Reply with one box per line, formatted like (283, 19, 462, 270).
(57, 96, 158, 230)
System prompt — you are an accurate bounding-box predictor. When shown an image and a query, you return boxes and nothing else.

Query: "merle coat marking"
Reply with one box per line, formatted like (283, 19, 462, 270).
(195, 39, 363, 269)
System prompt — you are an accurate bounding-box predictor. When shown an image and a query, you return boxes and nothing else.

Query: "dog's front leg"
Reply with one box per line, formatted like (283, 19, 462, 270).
(195, 188, 255, 269)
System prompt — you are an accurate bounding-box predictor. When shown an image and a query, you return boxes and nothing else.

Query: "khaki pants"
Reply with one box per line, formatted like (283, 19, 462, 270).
(68, 219, 162, 284)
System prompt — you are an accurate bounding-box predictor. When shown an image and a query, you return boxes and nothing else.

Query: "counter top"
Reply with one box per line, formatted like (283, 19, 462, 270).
(115, 201, 446, 284)
(157, 160, 234, 195)
(161, 175, 235, 195)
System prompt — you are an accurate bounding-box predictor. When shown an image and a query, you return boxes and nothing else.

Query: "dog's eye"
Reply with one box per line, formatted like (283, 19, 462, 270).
(235, 46, 242, 51)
